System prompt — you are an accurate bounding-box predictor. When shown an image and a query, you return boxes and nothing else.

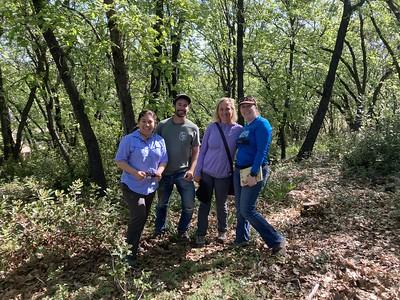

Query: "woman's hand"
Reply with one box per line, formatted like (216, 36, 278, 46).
(194, 175, 201, 183)
(246, 175, 257, 187)
(134, 170, 147, 180)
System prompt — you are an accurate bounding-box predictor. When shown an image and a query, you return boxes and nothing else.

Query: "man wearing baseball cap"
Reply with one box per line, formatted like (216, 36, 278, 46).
(154, 94, 200, 241)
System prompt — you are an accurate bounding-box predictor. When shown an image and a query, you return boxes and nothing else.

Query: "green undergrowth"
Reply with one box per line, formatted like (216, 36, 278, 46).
(0, 178, 146, 299)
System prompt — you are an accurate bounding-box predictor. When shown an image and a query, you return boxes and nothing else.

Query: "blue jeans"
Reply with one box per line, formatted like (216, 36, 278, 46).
(234, 166, 284, 248)
(196, 172, 230, 237)
(155, 171, 195, 234)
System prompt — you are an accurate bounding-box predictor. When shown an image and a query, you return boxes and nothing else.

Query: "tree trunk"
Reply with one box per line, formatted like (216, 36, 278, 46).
(12, 40, 45, 159)
(236, 0, 244, 125)
(370, 13, 400, 81)
(32, 0, 106, 190)
(149, 0, 163, 112)
(297, 0, 366, 160)
(104, 0, 135, 134)
(12, 85, 37, 159)
(169, 17, 183, 101)
(385, 0, 400, 23)
(280, 15, 296, 160)
(368, 68, 393, 118)
(0, 61, 14, 161)
(44, 95, 72, 172)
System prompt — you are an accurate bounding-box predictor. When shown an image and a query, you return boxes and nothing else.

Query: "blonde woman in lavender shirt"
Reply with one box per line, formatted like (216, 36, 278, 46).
(194, 98, 243, 246)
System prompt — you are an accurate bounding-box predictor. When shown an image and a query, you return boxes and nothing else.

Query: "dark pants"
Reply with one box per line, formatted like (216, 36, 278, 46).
(121, 183, 155, 258)
(196, 172, 230, 237)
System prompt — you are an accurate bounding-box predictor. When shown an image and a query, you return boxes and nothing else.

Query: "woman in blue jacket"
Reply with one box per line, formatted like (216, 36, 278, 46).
(234, 96, 286, 255)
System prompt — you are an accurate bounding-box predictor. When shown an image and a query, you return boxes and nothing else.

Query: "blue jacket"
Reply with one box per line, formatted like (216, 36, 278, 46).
(236, 116, 272, 176)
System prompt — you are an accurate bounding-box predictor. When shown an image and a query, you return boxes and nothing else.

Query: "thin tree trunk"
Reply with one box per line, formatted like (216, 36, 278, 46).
(104, 0, 135, 134)
(149, 0, 163, 112)
(39, 42, 72, 171)
(385, 0, 400, 23)
(236, 0, 244, 125)
(370, 13, 400, 81)
(0, 60, 14, 161)
(297, 0, 367, 160)
(13, 85, 37, 159)
(168, 17, 183, 101)
(44, 95, 72, 171)
(368, 68, 393, 118)
(280, 14, 296, 160)
(12, 39, 44, 159)
(32, 0, 106, 190)
(53, 91, 64, 134)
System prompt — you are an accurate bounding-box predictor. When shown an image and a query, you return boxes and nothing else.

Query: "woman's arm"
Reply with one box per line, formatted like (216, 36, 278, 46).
(115, 160, 146, 180)
(193, 124, 212, 181)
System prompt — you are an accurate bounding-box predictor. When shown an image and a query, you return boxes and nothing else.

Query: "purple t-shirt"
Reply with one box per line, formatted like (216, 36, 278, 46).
(195, 122, 243, 179)
(115, 130, 168, 195)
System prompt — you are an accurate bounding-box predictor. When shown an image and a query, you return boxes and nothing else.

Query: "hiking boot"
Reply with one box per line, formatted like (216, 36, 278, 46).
(230, 240, 250, 248)
(126, 255, 138, 268)
(177, 231, 190, 242)
(152, 230, 166, 239)
(217, 232, 227, 243)
(271, 239, 286, 256)
(195, 235, 205, 247)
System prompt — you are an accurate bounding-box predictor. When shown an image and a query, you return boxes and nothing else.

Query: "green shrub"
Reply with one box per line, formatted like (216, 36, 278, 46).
(343, 117, 400, 179)
(0, 179, 145, 299)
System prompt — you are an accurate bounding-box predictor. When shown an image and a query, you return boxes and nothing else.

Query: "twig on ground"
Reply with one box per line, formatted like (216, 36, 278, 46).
(306, 282, 319, 300)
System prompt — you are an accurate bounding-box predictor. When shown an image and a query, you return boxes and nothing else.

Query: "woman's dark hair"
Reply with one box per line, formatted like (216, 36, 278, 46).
(137, 110, 157, 123)
(129, 110, 158, 133)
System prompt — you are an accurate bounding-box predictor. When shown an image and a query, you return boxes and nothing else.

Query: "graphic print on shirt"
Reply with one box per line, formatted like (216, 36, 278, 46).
(179, 131, 188, 142)
(237, 129, 250, 145)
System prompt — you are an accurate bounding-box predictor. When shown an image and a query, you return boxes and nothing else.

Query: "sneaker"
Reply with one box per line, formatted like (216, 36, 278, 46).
(231, 240, 250, 248)
(152, 230, 166, 239)
(177, 231, 190, 242)
(271, 239, 286, 256)
(195, 235, 205, 247)
(217, 232, 227, 243)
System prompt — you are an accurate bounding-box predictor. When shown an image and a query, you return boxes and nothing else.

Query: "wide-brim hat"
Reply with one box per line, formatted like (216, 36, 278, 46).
(173, 94, 192, 105)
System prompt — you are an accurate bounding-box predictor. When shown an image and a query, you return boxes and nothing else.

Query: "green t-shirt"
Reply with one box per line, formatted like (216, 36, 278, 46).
(156, 117, 200, 175)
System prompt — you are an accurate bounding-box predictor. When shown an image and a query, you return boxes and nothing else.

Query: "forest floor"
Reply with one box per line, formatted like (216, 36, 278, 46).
(1, 158, 400, 299)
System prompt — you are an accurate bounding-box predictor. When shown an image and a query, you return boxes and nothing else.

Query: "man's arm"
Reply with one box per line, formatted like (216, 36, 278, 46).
(184, 145, 199, 181)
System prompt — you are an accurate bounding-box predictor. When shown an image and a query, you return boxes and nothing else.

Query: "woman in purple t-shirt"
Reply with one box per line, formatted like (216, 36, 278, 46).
(194, 98, 243, 246)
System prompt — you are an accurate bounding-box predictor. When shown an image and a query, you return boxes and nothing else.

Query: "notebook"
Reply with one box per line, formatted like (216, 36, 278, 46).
(240, 167, 263, 187)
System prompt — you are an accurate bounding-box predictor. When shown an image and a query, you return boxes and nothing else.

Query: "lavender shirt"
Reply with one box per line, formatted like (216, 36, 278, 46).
(195, 122, 243, 179)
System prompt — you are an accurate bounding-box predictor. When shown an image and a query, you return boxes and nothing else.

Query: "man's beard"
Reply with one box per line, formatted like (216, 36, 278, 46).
(175, 110, 187, 117)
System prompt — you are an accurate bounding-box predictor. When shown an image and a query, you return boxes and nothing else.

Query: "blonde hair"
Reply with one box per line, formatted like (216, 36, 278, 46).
(213, 97, 238, 123)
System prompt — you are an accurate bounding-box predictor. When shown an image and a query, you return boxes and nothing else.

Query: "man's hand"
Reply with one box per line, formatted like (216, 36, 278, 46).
(154, 170, 163, 182)
(184, 170, 194, 181)
(193, 175, 201, 183)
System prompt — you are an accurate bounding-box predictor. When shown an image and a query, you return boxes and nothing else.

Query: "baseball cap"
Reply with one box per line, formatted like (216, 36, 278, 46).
(238, 96, 257, 106)
(173, 94, 192, 105)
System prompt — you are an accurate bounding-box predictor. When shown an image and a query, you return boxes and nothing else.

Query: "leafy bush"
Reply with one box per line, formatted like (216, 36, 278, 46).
(0, 179, 147, 299)
(343, 117, 400, 179)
